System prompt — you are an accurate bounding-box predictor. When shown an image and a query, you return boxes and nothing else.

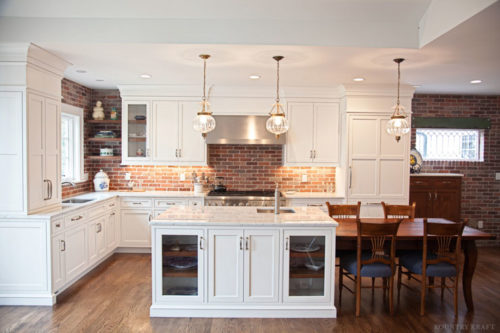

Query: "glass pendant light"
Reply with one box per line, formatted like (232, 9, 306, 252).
(266, 56, 289, 139)
(386, 58, 410, 142)
(193, 54, 216, 138)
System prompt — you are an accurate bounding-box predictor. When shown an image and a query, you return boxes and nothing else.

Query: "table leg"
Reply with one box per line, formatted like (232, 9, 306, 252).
(462, 240, 477, 312)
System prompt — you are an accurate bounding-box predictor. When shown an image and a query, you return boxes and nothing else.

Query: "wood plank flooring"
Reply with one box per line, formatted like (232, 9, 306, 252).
(1, 248, 499, 333)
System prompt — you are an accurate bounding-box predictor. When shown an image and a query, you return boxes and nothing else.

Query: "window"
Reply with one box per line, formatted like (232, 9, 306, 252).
(416, 129, 484, 162)
(61, 104, 84, 182)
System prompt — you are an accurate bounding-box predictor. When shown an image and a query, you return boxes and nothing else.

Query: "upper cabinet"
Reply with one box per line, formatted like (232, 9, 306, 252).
(285, 102, 340, 166)
(122, 99, 206, 165)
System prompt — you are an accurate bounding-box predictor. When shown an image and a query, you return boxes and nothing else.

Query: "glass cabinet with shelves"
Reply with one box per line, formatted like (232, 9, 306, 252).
(122, 101, 151, 163)
(153, 229, 205, 304)
(283, 230, 333, 303)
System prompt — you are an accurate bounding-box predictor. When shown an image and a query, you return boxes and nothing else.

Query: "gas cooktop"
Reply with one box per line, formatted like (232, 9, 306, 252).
(207, 190, 277, 197)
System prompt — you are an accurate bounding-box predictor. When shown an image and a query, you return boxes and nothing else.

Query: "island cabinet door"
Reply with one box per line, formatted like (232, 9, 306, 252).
(208, 229, 244, 303)
(243, 229, 280, 303)
(283, 229, 333, 304)
(154, 228, 206, 304)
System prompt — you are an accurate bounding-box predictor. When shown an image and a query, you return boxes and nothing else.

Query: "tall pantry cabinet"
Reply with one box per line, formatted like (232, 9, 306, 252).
(0, 43, 70, 214)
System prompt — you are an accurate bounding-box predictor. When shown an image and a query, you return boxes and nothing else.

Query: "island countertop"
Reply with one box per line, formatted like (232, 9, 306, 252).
(151, 206, 338, 227)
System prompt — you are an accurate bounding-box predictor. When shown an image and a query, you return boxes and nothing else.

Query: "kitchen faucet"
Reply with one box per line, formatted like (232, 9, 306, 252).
(274, 183, 280, 214)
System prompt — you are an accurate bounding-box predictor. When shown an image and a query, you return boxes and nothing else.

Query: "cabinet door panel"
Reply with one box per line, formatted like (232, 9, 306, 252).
(106, 210, 118, 251)
(350, 117, 378, 157)
(379, 159, 405, 196)
(51, 234, 66, 292)
(123, 101, 151, 162)
(88, 216, 106, 264)
(208, 229, 244, 303)
(433, 190, 461, 221)
(244, 229, 280, 303)
(350, 159, 377, 197)
(179, 102, 206, 163)
(313, 103, 339, 163)
(286, 103, 314, 163)
(44, 98, 60, 205)
(27, 93, 45, 211)
(410, 190, 432, 218)
(120, 209, 152, 247)
(65, 224, 88, 282)
(152, 101, 178, 161)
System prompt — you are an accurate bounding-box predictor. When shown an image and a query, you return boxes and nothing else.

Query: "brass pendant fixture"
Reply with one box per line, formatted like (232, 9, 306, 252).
(266, 55, 289, 139)
(386, 58, 410, 142)
(192, 54, 216, 138)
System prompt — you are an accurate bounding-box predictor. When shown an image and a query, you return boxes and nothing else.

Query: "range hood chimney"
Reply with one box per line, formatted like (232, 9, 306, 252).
(205, 115, 285, 144)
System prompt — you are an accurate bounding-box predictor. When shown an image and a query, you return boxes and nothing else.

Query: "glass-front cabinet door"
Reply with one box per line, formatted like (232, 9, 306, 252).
(153, 229, 205, 304)
(122, 101, 151, 163)
(283, 229, 333, 303)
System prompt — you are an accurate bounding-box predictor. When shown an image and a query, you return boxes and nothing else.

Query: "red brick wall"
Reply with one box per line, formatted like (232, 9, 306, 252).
(411, 94, 500, 245)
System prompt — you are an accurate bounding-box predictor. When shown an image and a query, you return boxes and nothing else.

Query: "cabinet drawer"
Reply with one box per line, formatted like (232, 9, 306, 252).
(51, 217, 64, 234)
(154, 199, 187, 208)
(121, 198, 153, 208)
(105, 200, 118, 210)
(64, 210, 87, 227)
(189, 199, 202, 207)
(88, 204, 106, 219)
(410, 178, 433, 188)
(434, 178, 461, 189)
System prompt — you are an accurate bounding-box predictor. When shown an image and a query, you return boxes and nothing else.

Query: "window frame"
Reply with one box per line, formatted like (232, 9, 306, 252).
(61, 103, 85, 183)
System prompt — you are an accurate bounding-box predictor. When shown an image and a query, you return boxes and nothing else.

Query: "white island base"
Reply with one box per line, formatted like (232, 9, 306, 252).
(149, 206, 338, 318)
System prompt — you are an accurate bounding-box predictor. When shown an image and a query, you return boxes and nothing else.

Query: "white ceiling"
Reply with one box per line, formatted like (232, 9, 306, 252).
(1, 0, 499, 94)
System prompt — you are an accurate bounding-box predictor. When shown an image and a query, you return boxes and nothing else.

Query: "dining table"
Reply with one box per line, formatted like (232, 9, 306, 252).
(334, 217, 496, 312)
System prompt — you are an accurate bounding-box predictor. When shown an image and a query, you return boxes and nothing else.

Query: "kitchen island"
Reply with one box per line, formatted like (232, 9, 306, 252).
(149, 206, 338, 318)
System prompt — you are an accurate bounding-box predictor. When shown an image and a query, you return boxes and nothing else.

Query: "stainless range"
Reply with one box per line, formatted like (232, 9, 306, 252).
(205, 190, 286, 207)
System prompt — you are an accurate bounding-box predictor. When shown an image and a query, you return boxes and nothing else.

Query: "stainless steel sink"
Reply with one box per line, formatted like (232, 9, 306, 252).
(62, 198, 95, 204)
(256, 208, 295, 214)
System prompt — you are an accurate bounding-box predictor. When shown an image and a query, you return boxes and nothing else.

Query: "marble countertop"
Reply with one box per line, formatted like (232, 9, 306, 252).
(151, 206, 338, 227)
(411, 173, 464, 177)
(282, 191, 344, 199)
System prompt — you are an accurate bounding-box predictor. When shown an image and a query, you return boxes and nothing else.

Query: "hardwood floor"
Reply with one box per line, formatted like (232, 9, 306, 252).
(1, 248, 499, 333)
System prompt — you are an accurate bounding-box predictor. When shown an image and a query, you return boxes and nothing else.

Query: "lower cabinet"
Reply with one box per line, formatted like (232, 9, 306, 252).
(120, 209, 153, 247)
(64, 224, 88, 282)
(51, 233, 66, 292)
(105, 210, 118, 251)
(88, 216, 107, 265)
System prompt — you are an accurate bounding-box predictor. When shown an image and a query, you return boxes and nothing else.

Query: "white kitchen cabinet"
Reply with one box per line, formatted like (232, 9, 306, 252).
(88, 216, 106, 265)
(120, 208, 153, 247)
(151, 100, 206, 165)
(283, 229, 333, 304)
(122, 101, 151, 163)
(208, 229, 280, 304)
(347, 114, 409, 216)
(153, 228, 206, 305)
(51, 233, 66, 293)
(286, 102, 340, 165)
(105, 210, 118, 251)
(64, 224, 88, 282)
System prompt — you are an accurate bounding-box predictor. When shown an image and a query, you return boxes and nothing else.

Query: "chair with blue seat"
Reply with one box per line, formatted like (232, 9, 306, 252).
(397, 218, 467, 316)
(338, 218, 402, 316)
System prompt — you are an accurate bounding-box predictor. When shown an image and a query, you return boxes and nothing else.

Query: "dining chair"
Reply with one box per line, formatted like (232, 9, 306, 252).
(325, 201, 361, 219)
(381, 201, 416, 221)
(339, 218, 402, 316)
(397, 218, 467, 316)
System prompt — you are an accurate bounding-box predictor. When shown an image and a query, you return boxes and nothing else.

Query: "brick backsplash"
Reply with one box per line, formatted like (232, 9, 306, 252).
(411, 94, 500, 245)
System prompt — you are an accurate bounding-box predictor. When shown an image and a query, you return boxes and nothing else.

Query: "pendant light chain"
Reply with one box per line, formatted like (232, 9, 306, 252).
(276, 59, 280, 103)
(202, 57, 207, 102)
(397, 60, 401, 106)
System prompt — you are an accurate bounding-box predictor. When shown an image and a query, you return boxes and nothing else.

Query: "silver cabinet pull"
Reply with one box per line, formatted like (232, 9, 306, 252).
(199, 236, 204, 250)
(178, 149, 182, 158)
(285, 237, 289, 251)
(240, 236, 243, 250)
(132, 202, 142, 205)
(245, 237, 249, 250)
(71, 215, 83, 221)
(109, 203, 115, 208)
(55, 223, 61, 228)
(349, 166, 352, 189)
(307, 203, 323, 207)
(166, 202, 175, 206)
(309, 150, 313, 159)
(148, 214, 152, 222)
(428, 192, 432, 200)
(435, 192, 438, 200)
(313, 150, 317, 159)
(44, 180, 50, 200)
(110, 212, 115, 216)
(60, 240, 66, 252)
(96, 223, 102, 233)
(48, 179, 53, 199)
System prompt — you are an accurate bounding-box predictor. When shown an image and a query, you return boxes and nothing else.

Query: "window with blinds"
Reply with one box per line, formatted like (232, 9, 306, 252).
(415, 129, 484, 162)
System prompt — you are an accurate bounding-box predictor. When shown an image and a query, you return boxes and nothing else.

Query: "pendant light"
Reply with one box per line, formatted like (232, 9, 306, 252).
(386, 58, 410, 142)
(193, 54, 216, 138)
(266, 56, 289, 139)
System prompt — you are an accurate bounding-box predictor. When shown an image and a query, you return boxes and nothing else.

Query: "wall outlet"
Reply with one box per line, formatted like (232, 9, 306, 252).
(180, 173, 186, 181)
(301, 174, 308, 182)
(478, 221, 484, 229)
(496, 172, 500, 180)
(124, 172, 131, 180)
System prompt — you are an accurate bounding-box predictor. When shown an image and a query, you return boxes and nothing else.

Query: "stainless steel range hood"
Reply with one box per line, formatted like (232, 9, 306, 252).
(205, 115, 285, 144)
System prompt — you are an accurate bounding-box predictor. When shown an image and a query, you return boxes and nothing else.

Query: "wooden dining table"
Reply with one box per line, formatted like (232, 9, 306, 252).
(334, 217, 496, 312)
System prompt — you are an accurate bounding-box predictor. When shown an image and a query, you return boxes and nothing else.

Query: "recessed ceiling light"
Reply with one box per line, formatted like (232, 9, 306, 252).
(76, 69, 87, 74)
(140, 73, 152, 79)
(249, 74, 261, 80)
(412, 85, 421, 88)
(96, 79, 104, 82)
(353, 77, 365, 82)
(470, 79, 482, 84)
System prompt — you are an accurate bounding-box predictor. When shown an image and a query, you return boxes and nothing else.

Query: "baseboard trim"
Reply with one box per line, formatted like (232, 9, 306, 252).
(0, 294, 55, 306)
(115, 247, 151, 254)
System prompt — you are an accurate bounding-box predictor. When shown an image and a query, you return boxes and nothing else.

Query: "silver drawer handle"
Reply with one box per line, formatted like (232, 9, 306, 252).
(71, 215, 83, 221)
(96, 223, 102, 233)
(60, 240, 66, 252)
(240, 237, 243, 250)
(55, 223, 61, 228)
(109, 203, 115, 207)
(199, 236, 204, 250)
(307, 204, 323, 207)
(166, 202, 175, 205)
(110, 212, 115, 216)
(132, 202, 142, 205)
(285, 237, 289, 251)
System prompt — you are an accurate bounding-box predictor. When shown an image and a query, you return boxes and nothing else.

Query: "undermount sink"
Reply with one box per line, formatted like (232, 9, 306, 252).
(62, 198, 95, 204)
(256, 208, 296, 214)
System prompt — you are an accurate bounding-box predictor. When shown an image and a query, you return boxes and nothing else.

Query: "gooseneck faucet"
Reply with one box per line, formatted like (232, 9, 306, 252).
(274, 183, 280, 214)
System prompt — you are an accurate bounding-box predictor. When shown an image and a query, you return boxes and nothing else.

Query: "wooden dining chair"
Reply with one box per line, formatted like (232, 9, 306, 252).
(381, 201, 416, 221)
(397, 218, 467, 316)
(339, 218, 402, 316)
(326, 201, 361, 219)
